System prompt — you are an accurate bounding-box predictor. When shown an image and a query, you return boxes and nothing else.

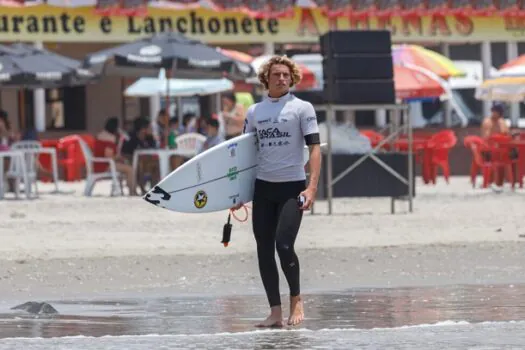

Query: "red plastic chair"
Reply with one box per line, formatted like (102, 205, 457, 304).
(38, 139, 59, 182)
(464, 135, 491, 188)
(360, 129, 389, 151)
(426, 130, 457, 184)
(57, 135, 90, 181)
(486, 133, 518, 188)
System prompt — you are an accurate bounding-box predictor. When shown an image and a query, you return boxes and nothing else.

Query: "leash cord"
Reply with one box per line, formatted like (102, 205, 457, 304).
(229, 204, 251, 222)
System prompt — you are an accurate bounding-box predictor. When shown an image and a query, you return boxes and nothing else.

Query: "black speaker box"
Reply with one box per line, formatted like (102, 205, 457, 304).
(323, 79, 396, 105)
(320, 30, 392, 56)
(323, 55, 394, 80)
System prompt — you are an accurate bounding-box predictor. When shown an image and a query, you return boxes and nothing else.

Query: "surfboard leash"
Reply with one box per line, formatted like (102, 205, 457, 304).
(221, 204, 251, 247)
(230, 204, 251, 223)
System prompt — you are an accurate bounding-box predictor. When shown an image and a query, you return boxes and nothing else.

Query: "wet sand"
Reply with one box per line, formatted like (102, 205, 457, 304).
(1, 283, 525, 348)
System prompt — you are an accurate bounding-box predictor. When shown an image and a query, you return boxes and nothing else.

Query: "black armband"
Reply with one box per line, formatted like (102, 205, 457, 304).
(304, 133, 320, 145)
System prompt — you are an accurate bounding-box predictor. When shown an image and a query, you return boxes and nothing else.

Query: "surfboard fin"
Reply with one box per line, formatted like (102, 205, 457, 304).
(222, 213, 232, 247)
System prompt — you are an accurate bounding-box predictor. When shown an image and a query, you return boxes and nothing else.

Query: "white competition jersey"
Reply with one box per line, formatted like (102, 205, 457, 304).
(243, 92, 320, 182)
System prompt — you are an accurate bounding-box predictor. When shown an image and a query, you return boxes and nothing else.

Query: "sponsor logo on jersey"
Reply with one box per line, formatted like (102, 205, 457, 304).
(258, 127, 291, 140)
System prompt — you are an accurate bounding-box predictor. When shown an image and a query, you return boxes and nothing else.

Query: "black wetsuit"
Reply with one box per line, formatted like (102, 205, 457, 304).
(252, 179, 305, 306)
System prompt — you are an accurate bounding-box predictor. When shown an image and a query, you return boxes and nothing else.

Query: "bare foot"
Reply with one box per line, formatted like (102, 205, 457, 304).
(288, 296, 304, 326)
(255, 306, 283, 328)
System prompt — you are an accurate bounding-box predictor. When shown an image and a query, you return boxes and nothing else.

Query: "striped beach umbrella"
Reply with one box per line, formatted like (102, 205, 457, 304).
(394, 64, 445, 101)
(475, 76, 525, 102)
(392, 44, 465, 79)
(500, 54, 525, 70)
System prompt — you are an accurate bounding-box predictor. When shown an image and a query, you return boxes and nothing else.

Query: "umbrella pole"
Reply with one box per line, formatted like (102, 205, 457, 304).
(18, 90, 26, 131)
(166, 69, 171, 116)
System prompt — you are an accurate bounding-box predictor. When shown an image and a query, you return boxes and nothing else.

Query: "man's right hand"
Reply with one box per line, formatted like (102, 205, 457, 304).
(231, 202, 244, 211)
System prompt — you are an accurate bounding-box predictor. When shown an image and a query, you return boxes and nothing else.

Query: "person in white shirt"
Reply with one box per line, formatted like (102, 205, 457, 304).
(232, 55, 321, 328)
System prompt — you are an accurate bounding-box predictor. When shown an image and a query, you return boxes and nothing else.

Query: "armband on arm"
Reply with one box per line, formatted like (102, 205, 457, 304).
(304, 133, 320, 145)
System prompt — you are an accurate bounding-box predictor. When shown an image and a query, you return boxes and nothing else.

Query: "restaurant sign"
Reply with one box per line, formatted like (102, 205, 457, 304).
(0, 5, 523, 43)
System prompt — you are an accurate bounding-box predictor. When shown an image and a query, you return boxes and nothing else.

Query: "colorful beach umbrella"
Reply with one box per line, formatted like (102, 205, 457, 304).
(500, 54, 525, 70)
(394, 64, 445, 101)
(392, 45, 465, 79)
(475, 76, 525, 102)
(217, 48, 254, 64)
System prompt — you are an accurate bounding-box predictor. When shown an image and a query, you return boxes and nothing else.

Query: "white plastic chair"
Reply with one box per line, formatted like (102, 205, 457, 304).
(76, 137, 124, 197)
(0, 151, 28, 199)
(176, 133, 206, 157)
(6, 141, 41, 198)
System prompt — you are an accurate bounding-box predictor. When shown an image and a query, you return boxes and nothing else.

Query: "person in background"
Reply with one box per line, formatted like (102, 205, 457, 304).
(95, 116, 137, 196)
(167, 117, 180, 149)
(0, 111, 19, 189)
(121, 117, 159, 195)
(481, 103, 509, 138)
(480, 103, 516, 191)
(220, 92, 246, 140)
(152, 109, 170, 148)
(0, 110, 19, 151)
(167, 116, 186, 172)
(182, 112, 203, 134)
(199, 118, 223, 153)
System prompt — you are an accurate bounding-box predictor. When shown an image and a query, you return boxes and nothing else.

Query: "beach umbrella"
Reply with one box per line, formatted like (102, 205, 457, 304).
(392, 44, 465, 79)
(394, 64, 445, 101)
(492, 65, 525, 78)
(475, 76, 525, 102)
(82, 32, 255, 80)
(124, 76, 234, 97)
(0, 43, 95, 89)
(499, 54, 525, 70)
(489, 56, 525, 79)
(217, 48, 254, 64)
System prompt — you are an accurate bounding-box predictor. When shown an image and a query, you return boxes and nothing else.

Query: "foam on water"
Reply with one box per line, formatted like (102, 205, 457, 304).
(4, 319, 524, 341)
(1, 320, 525, 350)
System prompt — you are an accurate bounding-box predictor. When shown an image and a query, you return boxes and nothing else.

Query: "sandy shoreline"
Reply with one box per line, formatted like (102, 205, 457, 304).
(1, 176, 524, 302)
(2, 242, 525, 303)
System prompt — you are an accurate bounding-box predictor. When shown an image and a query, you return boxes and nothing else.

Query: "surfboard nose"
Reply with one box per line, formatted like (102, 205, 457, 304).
(143, 185, 171, 207)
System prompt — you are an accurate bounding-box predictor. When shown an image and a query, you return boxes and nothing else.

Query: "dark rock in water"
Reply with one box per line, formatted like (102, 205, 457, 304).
(11, 302, 58, 315)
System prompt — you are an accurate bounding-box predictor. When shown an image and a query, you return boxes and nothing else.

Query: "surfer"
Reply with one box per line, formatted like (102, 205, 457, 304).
(232, 55, 321, 327)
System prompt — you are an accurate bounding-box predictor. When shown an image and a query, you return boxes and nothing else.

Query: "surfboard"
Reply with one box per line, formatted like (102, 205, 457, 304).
(143, 132, 319, 214)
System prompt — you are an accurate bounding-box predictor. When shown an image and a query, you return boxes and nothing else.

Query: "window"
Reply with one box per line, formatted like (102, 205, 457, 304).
(45, 86, 86, 131)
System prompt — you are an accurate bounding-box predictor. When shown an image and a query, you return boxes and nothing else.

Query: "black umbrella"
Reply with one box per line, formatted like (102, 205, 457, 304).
(0, 43, 96, 89)
(82, 32, 255, 80)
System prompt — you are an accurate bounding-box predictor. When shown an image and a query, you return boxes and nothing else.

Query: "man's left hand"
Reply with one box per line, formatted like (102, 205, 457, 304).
(299, 187, 316, 210)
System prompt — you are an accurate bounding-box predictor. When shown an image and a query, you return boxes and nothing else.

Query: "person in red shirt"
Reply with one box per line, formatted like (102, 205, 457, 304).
(94, 117, 137, 196)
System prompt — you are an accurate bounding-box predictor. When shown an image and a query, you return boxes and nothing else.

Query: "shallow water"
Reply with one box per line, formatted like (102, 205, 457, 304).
(1, 284, 525, 349)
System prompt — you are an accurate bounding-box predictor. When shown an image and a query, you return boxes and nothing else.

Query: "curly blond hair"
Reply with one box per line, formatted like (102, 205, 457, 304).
(257, 55, 302, 90)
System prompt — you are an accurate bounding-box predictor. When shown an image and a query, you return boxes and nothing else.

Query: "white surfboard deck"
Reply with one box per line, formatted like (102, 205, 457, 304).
(143, 132, 324, 214)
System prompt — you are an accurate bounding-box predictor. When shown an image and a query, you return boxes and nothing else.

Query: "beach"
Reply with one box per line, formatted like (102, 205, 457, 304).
(1, 176, 525, 349)
(1, 176, 524, 302)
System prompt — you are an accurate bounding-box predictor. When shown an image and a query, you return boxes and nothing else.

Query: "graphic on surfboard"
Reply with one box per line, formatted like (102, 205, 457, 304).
(143, 132, 318, 214)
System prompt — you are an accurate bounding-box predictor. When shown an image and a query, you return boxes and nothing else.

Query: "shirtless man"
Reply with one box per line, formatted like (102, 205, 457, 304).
(481, 103, 508, 138)
(232, 56, 322, 328)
